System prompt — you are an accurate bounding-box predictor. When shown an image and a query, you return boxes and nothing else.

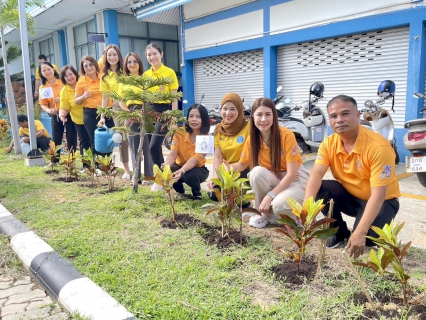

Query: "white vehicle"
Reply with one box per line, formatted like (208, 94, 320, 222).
(404, 92, 426, 188)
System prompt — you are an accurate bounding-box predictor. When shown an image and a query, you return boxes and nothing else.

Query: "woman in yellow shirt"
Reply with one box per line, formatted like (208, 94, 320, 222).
(99, 44, 131, 180)
(164, 104, 210, 200)
(58, 65, 90, 155)
(74, 55, 114, 156)
(143, 43, 179, 176)
(119, 52, 153, 185)
(206, 93, 250, 201)
(39, 62, 77, 158)
(229, 98, 309, 228)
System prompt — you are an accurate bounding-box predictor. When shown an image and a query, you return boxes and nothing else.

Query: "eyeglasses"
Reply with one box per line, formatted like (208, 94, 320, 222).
(83, 63, 95, 69)
(126, 61, 139, 65)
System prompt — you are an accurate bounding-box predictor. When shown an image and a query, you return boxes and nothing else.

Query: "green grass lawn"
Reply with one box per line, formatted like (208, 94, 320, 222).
(1, 153, 425, 319)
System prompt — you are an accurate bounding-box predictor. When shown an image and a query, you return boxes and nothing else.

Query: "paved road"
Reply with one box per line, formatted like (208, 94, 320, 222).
(113, 146, 426, 248)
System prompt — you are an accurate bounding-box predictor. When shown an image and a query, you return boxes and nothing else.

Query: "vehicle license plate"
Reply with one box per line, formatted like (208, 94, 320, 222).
(406, 156, 426, 173)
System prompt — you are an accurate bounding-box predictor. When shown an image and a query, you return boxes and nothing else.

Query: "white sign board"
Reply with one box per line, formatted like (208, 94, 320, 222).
(39, 87, 54, 99)
(195, 135, 214, 154)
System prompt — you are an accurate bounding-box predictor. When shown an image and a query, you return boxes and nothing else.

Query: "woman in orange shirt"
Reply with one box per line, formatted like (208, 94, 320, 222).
(39, 62, 77, 158)
(74, 55, 114, 156)
(228, 98, 309, 228)
(164, 104, 210, 200)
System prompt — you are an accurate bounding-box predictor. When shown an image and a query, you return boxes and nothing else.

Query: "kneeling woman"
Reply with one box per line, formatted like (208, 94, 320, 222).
(229, 98, 309, 228)
(164, 104, 210, 200)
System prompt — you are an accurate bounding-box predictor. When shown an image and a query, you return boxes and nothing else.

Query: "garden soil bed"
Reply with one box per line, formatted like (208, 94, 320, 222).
(203, 228, 247, 248)
(160, 213, 206, 229)
(270, 254, 317, 285)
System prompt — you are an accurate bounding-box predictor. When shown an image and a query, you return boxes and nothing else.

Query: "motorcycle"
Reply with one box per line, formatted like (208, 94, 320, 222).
(277, 82, 327, 154)
(361, 80, 399, 164)
(403, 93, 426, 188)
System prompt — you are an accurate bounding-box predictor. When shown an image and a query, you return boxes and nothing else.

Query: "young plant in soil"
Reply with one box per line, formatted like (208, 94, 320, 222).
(81, 148, 99, 187)
(275, 197, 338, 270)
(202, 163, 258, 242)
(98, 74, 183, 193)
(96, 155, 118, 191)
(149, 164, 176, 222)
(59, 150, 81, 182)
(44, 140, 62, 173)
(352, 220, 412, 306)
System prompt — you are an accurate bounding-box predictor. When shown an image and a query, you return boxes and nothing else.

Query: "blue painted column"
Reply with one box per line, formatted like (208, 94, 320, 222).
(406, 19, 426, 121)
(103, 10, 119, 46)
(57, 30, 68, 66)
(182, 60, 194, 116)
(263, 46, 277, 99)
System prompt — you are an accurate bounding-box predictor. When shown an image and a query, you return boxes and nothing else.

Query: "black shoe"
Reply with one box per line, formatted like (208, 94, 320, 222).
(326, 230, 351, 249)
(193, 195, 202, 201)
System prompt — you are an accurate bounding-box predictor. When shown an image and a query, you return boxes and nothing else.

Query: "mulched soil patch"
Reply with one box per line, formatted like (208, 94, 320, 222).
(52, 176, 79, 183)
(362, 303, 426, 319)
(160, 213, 205, 229)
(270, 254, 317, 285)
(44, 169, 59, 175)
(203, 228, 248, 248)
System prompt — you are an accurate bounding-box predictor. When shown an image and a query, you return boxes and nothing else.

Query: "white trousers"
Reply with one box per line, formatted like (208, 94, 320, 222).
(248, 165, 309, 216)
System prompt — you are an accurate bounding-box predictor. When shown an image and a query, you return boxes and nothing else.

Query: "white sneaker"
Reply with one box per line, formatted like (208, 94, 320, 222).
(95, 169, 102, 177)
(122, 173, 131, 180)
(79, 168, 87, 175)
(151, 183, 163, 192)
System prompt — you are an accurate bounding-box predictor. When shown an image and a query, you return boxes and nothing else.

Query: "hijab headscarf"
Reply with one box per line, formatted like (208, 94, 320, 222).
(214, 92, 249, 136)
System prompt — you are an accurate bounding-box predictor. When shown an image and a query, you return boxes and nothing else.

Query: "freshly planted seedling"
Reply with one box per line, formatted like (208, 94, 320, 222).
(150, 164, 176, 222)
(59, 150, 81, 181)
(0, 119, 10, 148)
(275, 197, 338, 270)
(202, 163, 257, 242)
(81, 148, 99, 187)
(352, 220, 412, 306)
(96, 155, 118, 191)
(44, 140, 62, 172)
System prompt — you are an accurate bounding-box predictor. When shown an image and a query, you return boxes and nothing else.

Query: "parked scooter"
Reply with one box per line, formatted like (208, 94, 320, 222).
(403, 92, 426, 188)
(277, 82, 327, 154)
(361, 80, 399, 164)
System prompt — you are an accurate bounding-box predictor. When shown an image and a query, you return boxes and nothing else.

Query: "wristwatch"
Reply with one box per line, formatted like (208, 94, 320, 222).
(267, 191, 275, 199)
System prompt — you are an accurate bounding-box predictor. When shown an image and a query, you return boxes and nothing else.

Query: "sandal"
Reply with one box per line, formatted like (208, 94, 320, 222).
(141, 180, 150, 186)
(122, 173, 131, 180)
(249, 214, 268, 229)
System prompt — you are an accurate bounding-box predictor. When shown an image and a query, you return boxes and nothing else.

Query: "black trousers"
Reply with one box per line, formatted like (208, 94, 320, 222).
(51, 114, 77, 162)
(74, 123, 91, 155)
(170, 163, 209, 198)
(128, 104, 153, 180)
(317, 180, 399, 246)
(208, 168, 250, 202)
(148, 103, 171, 167)
(83, 107, 114, 157)
(36, 135, 51, 151)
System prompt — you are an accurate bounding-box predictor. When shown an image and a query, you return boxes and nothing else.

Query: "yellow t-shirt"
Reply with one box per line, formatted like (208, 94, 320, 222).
(314, 124, 401, 201)
(19, 120, 50, 138)
(143, 64, 178, 104)
(214, 122, 249, 164)
(118, 82, 143, 106)
(171, 129, 206, 167)
(100, 70, 120, 93)
(39, 79, 63, 111)
(60, 84, 84, 125)
(240, 126, 302, 171)
(36, 64, 59, 80)
(75, 74, 102, 109)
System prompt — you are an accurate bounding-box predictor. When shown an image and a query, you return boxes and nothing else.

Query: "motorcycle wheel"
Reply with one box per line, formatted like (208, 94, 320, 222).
(297, 138, 310, 154)
(164, 134, 173, 150)
(417, 172, 426, 188)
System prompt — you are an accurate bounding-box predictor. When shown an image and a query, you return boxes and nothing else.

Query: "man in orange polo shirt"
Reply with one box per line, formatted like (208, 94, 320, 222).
(304, 95, 400, 259)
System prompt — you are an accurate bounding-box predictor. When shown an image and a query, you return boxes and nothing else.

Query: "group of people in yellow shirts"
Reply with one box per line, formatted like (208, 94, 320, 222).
(34, 45, 402, 259)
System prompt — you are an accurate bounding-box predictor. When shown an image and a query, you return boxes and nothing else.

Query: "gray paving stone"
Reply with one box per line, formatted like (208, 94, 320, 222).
(0, 281, 13, 289)
(0, 302, 28, 317)
(26, 295, 53, 310)
(0, 297, 7, 306)
(1, 306, 51, 320)
(0, 283, 33, 299)
(45, 312, 70, 320)
(14, 276, 32, 286)
(5, 288, 46, 305)
(0, 274, 13, 282)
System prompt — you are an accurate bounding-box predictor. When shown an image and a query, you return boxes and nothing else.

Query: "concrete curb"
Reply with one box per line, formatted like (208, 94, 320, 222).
(0, 204, 135, 320)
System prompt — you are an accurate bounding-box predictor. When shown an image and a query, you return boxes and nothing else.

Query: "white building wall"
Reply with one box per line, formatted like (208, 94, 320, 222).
(52, 32, 60, 66)
(96, 12, 105, 58)
(66, 27, 76, 67)
(185, 10, 263, 51)
(184, 0, 256, 20)
(270, 0, 415, 34)
(6, 41, 24, 76)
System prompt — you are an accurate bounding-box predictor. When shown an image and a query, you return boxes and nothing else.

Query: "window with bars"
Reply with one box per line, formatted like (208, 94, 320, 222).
(73, 20, 97, 65)
(39, 37, 55, 65)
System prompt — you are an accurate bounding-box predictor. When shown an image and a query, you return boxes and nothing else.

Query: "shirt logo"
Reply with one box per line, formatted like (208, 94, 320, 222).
(236, 135, 244, 144)
(171, 141, 177, 146)
(316, 154, 323, 161)
(380, 165, 392, 179)
(356, 157, 363, 169)
(292, 145, 298, 156)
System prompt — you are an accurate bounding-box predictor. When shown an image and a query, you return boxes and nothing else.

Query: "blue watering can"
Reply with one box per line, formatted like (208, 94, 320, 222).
(94, 125, 115, 154)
